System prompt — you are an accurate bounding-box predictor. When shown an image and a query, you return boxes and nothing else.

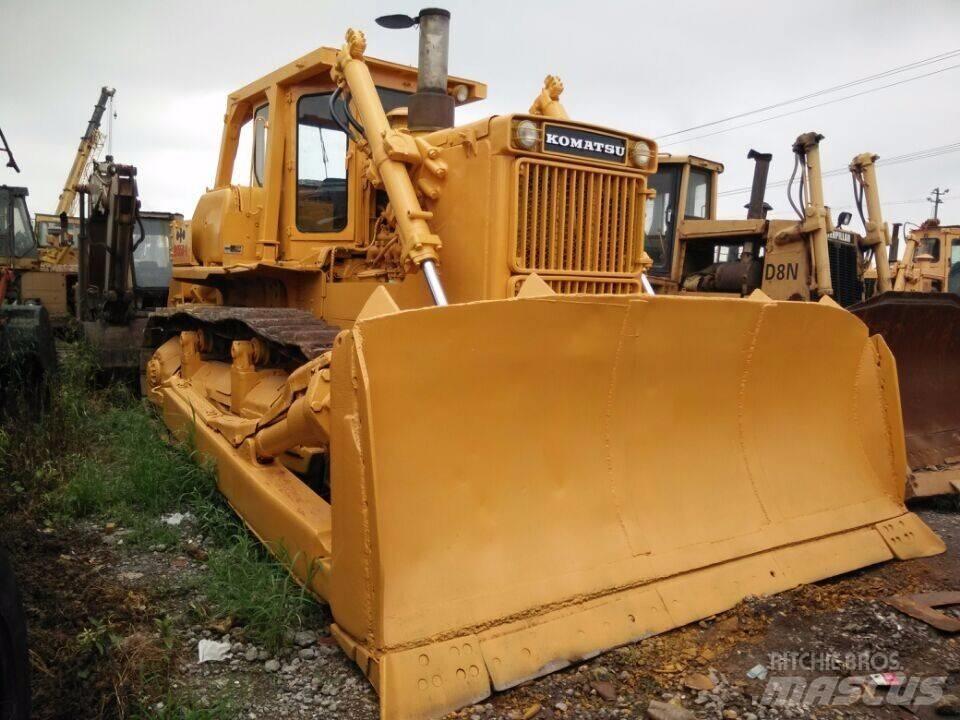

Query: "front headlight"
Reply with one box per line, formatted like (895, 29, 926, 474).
(515, 120, 539, 150)
(631, 141, 652, 168)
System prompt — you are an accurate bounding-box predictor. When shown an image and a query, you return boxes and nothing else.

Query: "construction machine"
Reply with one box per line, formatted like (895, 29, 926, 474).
(75, 158, 182, 372)
(646, 138, 960, 499)
(644, 132, 881, 307)
(0, 129, 57, 405)
(144, 12, 943, 719)
(845, 156, 960, 498)
(15, 86, 114, 328)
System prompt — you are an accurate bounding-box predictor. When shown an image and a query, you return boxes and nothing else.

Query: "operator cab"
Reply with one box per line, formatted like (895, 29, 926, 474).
(644, 156, 738, 290)
(0, 186, 38, 264)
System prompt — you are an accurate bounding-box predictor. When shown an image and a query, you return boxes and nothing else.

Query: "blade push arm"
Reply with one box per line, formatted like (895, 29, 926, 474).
(850, 153, 892, 294)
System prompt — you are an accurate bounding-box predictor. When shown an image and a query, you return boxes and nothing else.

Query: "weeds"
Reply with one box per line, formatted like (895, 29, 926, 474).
(202, 534, 322, 650)
(0, 341, 324, 717)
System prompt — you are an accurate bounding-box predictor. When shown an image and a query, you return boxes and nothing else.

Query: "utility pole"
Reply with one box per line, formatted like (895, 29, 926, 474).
(928, 187, 949, 219)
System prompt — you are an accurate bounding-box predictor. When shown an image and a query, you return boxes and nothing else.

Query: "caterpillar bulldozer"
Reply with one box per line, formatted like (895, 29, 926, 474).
(144, 11, 943, 719)
(644, 132, 882, 307)
(647, 138, 960, 499)
(847, 165, 960, 498)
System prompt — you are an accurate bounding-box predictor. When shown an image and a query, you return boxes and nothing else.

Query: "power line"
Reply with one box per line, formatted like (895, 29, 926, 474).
(716, 142, 960, 197)
(658, 62, 960, 148)
(657, 48, 960, 140)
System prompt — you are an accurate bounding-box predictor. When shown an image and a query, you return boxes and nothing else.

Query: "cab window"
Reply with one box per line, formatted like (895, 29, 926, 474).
(296, 89, 410, 234)
(297, 93, 349, 233)
(253, 104, 269, 187)
(134, 217, 173, 288)
(12, 195, 35, 258)
(644, 165, 681, 273)
(685, 168, 711, 219)
(917, 236, 941, 262)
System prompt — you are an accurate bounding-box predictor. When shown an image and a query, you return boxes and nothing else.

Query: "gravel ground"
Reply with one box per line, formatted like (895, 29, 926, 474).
(10, 504, 960, 719)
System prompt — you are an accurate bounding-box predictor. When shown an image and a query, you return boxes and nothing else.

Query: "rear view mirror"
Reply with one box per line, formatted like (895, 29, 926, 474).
(836, 211, 852, 228)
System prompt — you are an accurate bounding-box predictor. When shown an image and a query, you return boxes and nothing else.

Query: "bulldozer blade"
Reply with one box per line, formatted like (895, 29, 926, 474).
(324, 292, 942, 719)
(850, 292, 960, 497)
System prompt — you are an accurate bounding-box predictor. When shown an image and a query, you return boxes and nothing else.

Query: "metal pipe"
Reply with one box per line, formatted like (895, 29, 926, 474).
(640, 274, 656, 295)
(408, 8, 454, 131)
(745, 149, 772, 220)
(417, 9, 450, 92)
(890, 223, 901, 262)
(422, 259, 448, 305)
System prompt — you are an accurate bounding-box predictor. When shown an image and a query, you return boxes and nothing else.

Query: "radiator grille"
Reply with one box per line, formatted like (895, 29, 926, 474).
(509, 275, 641, 296)
(828, 238, 863, 308)
(514, 159, 644, 275)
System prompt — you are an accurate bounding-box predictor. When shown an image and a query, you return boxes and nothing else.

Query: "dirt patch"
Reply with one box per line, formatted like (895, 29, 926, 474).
(3, 481, 959, 720)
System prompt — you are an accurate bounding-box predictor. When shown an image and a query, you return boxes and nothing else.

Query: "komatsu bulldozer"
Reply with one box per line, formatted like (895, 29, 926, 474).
(145, 11, 943, 719)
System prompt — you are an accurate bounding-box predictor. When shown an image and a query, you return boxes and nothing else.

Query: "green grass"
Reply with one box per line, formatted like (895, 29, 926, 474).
(1, 339, 325, 708)
(203, 533, 321, 650)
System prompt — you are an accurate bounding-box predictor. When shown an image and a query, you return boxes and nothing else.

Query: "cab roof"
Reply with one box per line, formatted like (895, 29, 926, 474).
(229, 46, 487, 107)
(656, 154, 724, 173)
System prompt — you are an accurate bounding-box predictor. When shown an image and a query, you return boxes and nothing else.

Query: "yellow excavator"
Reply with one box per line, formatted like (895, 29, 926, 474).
(144, 11, 943, 719)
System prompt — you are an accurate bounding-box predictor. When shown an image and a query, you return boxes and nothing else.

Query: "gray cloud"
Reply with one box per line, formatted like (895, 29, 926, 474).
(4, 0, 958, 230)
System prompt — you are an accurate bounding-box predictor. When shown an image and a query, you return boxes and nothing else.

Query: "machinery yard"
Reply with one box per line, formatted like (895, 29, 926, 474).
(3, 2, 960, 719)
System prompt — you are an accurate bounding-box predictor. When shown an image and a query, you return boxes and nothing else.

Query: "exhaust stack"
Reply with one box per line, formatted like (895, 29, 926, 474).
(376, 8, 454, 131)
(745, 149, 773, 219)
(410, 9, 453, 130)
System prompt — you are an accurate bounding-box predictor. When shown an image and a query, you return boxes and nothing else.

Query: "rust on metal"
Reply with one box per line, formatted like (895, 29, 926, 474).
(146, 306, 339, 362)
(850, 292, 960, 472)
(886, 592, 960, 632)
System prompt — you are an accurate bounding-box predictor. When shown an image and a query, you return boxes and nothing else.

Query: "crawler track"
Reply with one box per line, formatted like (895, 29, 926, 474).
(144, 306, 341, 367)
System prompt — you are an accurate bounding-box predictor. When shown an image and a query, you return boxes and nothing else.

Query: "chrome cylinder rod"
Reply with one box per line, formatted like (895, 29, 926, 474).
(640, 274, 656, 295)
(422, 259, 448, 306)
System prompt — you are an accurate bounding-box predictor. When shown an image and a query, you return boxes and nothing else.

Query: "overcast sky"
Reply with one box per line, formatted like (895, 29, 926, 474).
(4, 0, 959, 233)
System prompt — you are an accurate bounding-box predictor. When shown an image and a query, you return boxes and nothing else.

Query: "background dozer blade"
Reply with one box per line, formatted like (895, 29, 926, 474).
(325, 293, 942, 720)
(850, 292, 960, 497)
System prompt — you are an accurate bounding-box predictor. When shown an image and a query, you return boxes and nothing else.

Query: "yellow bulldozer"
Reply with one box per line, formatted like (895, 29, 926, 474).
(646, 139, 960, 498)
(144, 11, 943, 719)
(849, 191, 960, 498)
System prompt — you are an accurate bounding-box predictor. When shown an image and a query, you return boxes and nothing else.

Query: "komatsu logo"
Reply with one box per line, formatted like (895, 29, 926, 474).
(542, 124, 627, 162)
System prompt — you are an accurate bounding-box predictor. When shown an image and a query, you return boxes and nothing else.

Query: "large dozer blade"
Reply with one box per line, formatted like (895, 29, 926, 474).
(850, 291, 960, 497)
(324, 292, 942, 719)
